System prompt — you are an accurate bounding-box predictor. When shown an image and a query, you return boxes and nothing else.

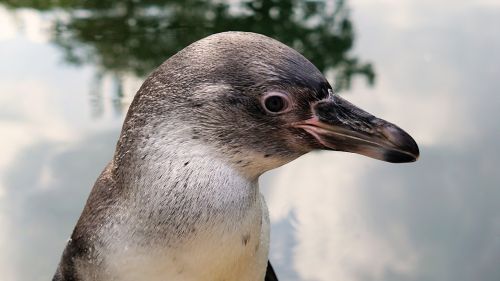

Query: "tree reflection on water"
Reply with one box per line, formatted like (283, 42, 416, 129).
(2, 0, 375, 115)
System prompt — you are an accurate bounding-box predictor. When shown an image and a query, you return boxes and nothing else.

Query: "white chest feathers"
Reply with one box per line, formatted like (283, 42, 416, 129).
(98, 194, 270, 281)
(83, 149, 272, 281)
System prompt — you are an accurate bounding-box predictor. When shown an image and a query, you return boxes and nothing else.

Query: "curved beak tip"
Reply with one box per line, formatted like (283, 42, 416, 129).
(380, 124, 420, 163)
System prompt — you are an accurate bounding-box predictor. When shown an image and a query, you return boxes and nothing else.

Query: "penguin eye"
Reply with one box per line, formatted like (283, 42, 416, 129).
(262, 92, 290, 114)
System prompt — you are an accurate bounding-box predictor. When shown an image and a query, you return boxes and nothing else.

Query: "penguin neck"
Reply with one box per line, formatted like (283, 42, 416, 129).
(105, 136, 263, 247)
(113, 129, 261, 208)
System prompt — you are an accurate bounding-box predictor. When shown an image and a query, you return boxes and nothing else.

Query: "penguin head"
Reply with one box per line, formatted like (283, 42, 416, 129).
(126, 32, 419, 178)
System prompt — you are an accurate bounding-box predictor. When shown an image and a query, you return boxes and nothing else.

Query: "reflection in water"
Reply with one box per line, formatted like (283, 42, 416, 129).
(2, 1, 500, 281)
(2, 0, 374, 116)
(1, 131, 120, 281)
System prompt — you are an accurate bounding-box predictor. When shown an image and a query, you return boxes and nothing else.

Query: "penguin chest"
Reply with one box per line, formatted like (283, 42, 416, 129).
(105, 195, 270, 281)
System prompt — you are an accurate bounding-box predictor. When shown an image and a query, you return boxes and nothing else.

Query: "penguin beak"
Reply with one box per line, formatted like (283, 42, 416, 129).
(294, 95, 419, 163)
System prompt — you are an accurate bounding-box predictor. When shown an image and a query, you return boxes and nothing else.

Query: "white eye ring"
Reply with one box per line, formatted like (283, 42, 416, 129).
(261, 92, 292, 114)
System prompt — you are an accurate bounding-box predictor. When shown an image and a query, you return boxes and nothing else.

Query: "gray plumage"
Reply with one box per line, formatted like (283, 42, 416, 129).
(53, 31, 418, 281)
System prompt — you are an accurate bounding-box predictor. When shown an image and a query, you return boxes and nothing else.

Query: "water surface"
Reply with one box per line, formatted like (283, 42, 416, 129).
(0, 1, 499, 280)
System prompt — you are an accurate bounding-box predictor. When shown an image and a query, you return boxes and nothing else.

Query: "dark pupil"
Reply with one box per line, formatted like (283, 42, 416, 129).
(265, 96, 285, 112)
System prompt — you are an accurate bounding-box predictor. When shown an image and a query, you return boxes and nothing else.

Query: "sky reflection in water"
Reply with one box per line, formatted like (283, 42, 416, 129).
(0, 1, 499, 281)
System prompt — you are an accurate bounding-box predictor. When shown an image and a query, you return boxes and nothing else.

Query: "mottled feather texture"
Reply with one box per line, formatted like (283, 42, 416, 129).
(53, 31, 332, 281)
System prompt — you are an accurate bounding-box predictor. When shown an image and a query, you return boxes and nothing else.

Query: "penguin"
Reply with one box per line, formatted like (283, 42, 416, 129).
(53, 31, 419, 281)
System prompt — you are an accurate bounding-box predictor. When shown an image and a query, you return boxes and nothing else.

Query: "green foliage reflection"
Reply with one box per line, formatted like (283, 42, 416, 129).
(2, 0, 375, 91)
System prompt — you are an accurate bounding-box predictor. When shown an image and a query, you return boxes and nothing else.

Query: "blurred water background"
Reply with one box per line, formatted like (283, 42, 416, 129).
(0, 0, 499, 280)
